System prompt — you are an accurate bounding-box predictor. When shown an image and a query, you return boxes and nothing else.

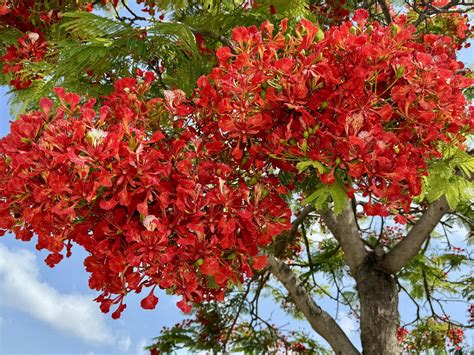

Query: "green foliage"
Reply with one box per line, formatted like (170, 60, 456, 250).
(400, 318, 464, 353)
(0, 27, 23, 85)
(310, 238, 345, 276)
(297, 160, 326, 174)
(400, 248, 470, 301)
(303, 180, 347, 215)
(297, 160, 348, 214)
(420, 146, 474, 210)
(0, 11, 211, 111)
(146, 297, 331, 354)
(61, 11, 131, 37)
(464, 70, 474, 101)
(0, 0, 320, 113)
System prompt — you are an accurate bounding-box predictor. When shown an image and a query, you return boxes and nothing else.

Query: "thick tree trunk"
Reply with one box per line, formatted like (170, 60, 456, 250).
(357, 261, 400, 355)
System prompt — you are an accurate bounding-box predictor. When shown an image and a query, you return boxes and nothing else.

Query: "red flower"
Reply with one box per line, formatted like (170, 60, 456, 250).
(45, 253, 63, 267)
(141, 289, 159, 310)
(251, 255, 268, 270)
(177, 299, 192, 314)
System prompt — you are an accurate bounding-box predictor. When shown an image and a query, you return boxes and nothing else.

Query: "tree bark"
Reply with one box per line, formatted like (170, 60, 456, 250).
(357, 260, 400, 355)
(382, 196, 449, 273)
(268, 256, 360, 355)
(320, 199, 367, 277)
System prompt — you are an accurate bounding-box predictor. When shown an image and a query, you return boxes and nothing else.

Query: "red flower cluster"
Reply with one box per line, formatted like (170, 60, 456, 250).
(0, 0, 37, 32)
(0, 12, 472, 318)
(193, 10, 473, 218)
(429, 12, 473, 50)
(0, 0, 55, 89)
(396, 326, 409, 343)
(0, 0, 103, 89)
(446, 327, 464, 351)
(2, 31, 47, 89)
(0, 72, 291, 316)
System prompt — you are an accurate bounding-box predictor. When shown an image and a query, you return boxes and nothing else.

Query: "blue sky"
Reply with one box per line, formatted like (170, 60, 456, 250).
(0, 8, 473, 354)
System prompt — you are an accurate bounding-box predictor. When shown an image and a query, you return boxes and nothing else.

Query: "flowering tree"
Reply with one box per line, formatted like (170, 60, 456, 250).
(0, 0, 473, 353)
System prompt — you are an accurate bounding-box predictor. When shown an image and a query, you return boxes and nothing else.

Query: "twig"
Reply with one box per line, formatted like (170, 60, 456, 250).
(222, 279, 252, 352)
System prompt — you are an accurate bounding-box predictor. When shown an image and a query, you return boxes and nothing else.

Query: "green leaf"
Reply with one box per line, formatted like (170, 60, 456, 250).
(420, 145, 474, 212)
(296, 160, 326, 173)
(148, 21, 199, 55)
(304, 184, 329, 209)
(316, 27, 325, 42)
(458, 155, 474, 178)
(0, 27, 23, 45)
(61, 12, 130, 38)
(411, 283, 424, 299)
(304, 180, 347, 214)
(205, 275, 219, 289)
(329, 181, 347, 215)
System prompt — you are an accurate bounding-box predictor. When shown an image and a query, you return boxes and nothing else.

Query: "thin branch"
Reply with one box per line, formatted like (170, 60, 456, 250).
(292, 204, 316, 236)
(377, 216, 385, 244)
(299, 223, 321, 290)
(268, 256, 360, 355)
(377, 0, 392, 23)
(422, 269, 437, 317)
(328, 266, 360, 318)
(412, 0, 474, 26)
(222, 278, 252, 352)
(120, 0, 148, 24)
(397, 280, 421, 327)
(270, 204, 315, 258)
(249, 272, 271, 328)
(382, 196, 449, 274)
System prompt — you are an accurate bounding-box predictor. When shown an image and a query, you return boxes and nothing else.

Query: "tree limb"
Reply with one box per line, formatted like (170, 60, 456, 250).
(292, 204, 316, 237)
(411, 0, 474, 26)
(270, 204, 315, 258)
(377, 0, 392, 23)
(381, 196, 449, 274)
(268, 256, 360, 355)
(320, 199, 367, 276)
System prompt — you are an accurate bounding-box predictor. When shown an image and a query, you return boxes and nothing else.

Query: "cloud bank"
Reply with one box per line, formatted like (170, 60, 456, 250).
(0, 244, 114, 345)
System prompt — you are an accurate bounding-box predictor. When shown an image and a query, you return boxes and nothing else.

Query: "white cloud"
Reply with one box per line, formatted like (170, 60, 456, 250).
(135, 338, 148, 355)
(118, 335, 132, 352)
(0, 244, 115, 345)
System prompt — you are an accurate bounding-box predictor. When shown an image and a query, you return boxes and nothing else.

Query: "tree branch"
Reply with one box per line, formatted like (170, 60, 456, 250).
(270, 204, 315, 258)
(377, 0, 392, 23)
(381, 196, 449, 274)
(268, 256, 360, 355)
(411, 0, 474, 26)
(320, 199, 367, 276)
(222, 278, 252, 353)
(291, 204, 315, 235)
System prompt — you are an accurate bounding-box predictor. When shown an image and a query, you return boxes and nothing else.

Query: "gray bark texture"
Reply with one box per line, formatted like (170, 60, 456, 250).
(268, 194, 450, 354)
(268, 256, 360, 355)
(382, 196, 449, 273)
(357, 260, 401, 355)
